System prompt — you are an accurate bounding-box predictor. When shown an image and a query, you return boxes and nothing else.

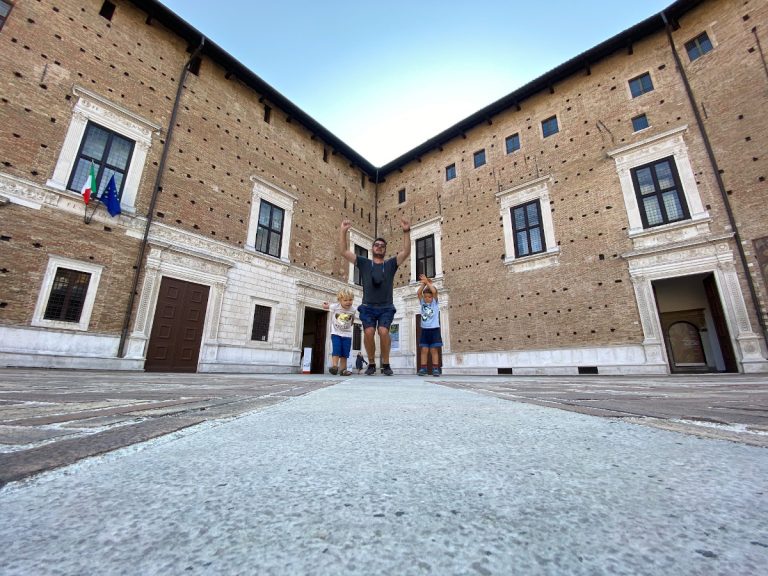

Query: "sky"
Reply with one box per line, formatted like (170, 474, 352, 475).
(159, 1, 674, 166)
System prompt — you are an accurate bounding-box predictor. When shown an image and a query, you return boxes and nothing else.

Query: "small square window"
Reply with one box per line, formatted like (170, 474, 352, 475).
(43, 268, 92, 323)
(629, 73, 654, 98)
(632, 114, 649, 132)
(541, 116, 559, 138)
(505, 133, 520, 154)
(445, 163, 456, 181)
(0, 1, 12, 32)
(685, 32, 713, 61)
(473, 149, 486, 168)
(398, 188, 406, 204)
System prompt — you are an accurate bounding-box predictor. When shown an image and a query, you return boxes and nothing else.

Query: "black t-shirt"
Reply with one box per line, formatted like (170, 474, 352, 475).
(356, 256, 398, 307)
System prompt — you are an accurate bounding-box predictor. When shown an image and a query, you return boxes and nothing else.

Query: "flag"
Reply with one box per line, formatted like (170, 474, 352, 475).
(102, 174, 122, 217)
(80, 162, 96, 205)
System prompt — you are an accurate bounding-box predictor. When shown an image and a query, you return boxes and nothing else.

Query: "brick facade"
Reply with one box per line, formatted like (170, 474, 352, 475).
(0, 0, 766, 374)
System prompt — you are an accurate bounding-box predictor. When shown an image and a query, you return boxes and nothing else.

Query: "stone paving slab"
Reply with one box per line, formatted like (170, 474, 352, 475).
(0, 369, 334, 485)
(0, 377, 766, 575)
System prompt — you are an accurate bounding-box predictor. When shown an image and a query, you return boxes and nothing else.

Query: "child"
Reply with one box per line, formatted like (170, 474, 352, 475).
(322, 288, 357, 376)
(355, 351, 368, 374)
(417, 274, 443, 376)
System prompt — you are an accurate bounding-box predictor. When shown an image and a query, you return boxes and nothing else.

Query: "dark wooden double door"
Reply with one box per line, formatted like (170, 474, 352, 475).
(145, 277, 209, 373)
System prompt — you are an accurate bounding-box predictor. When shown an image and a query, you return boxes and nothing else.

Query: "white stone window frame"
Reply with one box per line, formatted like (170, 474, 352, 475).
(347, 227, 374, 284)
(46, 85, 161, 215)
(409, 216, 444, 283)
(608, 125, 709, 238)
(247, 296, 278, 347)
(497, 175, 560, 272)
(246, 175, 297, 264)
(32, 255, 104, 331)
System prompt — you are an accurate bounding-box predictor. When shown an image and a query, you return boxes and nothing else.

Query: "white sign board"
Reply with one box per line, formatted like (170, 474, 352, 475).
(301, 347, 312, 374)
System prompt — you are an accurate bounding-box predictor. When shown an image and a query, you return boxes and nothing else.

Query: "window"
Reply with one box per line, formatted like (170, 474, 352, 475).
(353, 244, 368, 286)
(505, 133, 520, 154)
(255, 201, 284, 258)
(541, 116, 559, 138)
(473, 149, 486, 168)
(247, 176, 296, 263)
(0, 0, 13, 31)
(47, 86, 160, 213)
(409, 217, 444, 282)
(497, 175, 559, 271)
(43, 268, 91, 323)
(416, 235, 436, 278)
(264, 105, 271, 124)
(445, 163, 456, 181)
(632, 114, 649, 132)
(66, 122, 134, 200)
(251, 304, 271, 341)
(629, 73, 654, 98)
(685, 32, 713, 61)
(511, 201, 546, 257)
(33, 256, 104, 331)
(99, 1, 116, 21)
(323, 147, 328, 162)
(398, 188, 406, 204)
(631, 156, 690, 228)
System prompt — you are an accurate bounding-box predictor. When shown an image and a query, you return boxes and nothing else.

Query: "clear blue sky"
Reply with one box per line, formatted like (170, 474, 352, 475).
(160, 1, 674, 165)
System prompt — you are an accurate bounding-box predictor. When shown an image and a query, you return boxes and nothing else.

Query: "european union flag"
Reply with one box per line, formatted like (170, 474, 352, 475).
(102, 174, 122, 217)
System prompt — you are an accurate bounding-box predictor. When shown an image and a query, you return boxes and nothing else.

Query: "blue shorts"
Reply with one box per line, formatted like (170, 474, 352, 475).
(358, 305, 396, 330)
(331, 334, 352, 358)
(419, 327, 443, 348)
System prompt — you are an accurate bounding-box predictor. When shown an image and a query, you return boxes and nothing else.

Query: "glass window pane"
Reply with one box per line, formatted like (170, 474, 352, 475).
(256, 227, 268, 253)
(271, 207, 284, 231)
(513, 207, 526, 229)
(516, 231, 529, 255)
(426, 259, 435, 278)
(416, 241, 425, 258)
(530, 228, 544, 253)
(643, 196, 663, 226)
(106, 136, 133, 169)
(269, 232, 281, 257)
(82, 126, 109, 158)
(426, 235, 434, 255)
(654, 161, 675, 189)
(258, 204, 271, 227)
(635, 167, 655, 195)
(526, 203, 540, 226)
(662, 191, 684, 221)
(70, 158, 100, 192)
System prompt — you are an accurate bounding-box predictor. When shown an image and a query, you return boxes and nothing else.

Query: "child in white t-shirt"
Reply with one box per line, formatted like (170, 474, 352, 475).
(322, 288, 358, 376)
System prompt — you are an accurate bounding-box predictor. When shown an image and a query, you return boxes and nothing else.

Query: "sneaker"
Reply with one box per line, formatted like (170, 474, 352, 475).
(328, 366, 338, 375)
(381, 366, 394, 376)
(432, 368, 442, 377)
(365, 364, 376, 376)
(417, 368, 428, 376)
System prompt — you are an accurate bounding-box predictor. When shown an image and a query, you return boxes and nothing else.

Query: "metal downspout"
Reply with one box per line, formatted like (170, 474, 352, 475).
(374, 168, 379, 237)
(661, 12, 768, 351)
(117, 37, 206, 358)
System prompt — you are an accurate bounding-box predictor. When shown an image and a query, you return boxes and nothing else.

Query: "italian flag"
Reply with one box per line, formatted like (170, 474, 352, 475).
(81, 162, 96, 205)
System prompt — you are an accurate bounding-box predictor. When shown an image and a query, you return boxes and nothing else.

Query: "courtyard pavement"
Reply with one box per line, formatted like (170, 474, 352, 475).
(0, 370, 767, 575)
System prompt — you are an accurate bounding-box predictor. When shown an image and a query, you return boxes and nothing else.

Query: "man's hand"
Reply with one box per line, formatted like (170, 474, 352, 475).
(401, 217, 410, 231)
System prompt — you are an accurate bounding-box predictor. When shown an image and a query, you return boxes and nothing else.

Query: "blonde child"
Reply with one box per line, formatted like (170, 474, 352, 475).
(417, 274, 443, 376)
(322, 288, 357, 376)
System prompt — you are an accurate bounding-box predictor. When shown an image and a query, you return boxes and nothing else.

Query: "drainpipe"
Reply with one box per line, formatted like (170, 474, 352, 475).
(661, 12, 768, 351)
(117, 37, 206, 358)
(374, 168, 379, 238)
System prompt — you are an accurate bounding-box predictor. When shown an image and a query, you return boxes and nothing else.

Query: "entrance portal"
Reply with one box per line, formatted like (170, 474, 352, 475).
(301, 308, 328, 374)
(653, 273, 737, 373)
(145, 277, 209, 373)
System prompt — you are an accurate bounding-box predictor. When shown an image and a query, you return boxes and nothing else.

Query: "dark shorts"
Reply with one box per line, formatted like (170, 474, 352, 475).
(419, 327, 443, 348)
(358, 305, 396, 330)
(331, 334, 352, 358)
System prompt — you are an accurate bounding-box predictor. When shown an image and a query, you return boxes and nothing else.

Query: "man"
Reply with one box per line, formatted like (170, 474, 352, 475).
(339, 217, 410, 375)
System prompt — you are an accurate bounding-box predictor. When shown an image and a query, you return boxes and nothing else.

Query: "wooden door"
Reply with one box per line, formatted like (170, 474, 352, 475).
(703, 274, 737, 372)
(145, 277, 209, 373)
